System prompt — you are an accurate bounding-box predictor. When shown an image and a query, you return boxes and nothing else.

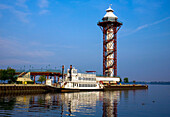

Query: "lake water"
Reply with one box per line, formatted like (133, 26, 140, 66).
(0, 85, 170, 117)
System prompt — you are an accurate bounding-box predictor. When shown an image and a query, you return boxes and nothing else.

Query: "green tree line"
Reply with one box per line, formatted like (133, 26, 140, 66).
(0, 68, 16, 83)
(120, 77, 129, 83)
(38, 75, 46, 84)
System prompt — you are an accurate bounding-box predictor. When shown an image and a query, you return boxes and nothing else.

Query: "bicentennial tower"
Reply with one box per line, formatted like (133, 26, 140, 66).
(97, 5, 122, 77)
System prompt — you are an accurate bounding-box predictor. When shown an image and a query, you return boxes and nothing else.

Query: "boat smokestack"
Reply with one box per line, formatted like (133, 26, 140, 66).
(62, 65, 64, 80)
(70, 65, 72, 69)
(69, 65, 72, 81)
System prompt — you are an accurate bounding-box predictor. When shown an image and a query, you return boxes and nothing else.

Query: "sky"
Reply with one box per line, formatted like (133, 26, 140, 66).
(0, 0, 170, 81)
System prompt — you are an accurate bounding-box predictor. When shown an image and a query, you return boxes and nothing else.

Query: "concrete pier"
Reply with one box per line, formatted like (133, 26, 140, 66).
(0, 84, 148, 94)
(104, 84, 148, 90)
(0, 84, 47, 94)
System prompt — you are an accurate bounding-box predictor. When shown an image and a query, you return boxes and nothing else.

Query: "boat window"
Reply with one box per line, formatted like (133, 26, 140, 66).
(73, 70, 77, 73)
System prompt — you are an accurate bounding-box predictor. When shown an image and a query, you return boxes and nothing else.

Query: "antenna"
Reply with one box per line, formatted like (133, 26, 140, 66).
(109, 4, 112, 8)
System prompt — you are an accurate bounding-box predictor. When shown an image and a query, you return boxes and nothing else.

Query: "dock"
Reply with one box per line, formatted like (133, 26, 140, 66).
(104, 84, 148, 91)
(0, 84, 48, 94)
(0, 84, 148, 94)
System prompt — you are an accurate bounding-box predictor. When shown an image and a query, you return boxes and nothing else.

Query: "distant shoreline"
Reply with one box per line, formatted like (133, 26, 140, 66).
(128, 81, 170, 85)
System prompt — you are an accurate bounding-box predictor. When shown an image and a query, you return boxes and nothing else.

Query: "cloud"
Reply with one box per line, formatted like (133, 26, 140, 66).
(152, 17, 170, 25)
(134, 17, 170, 32)
(0, 3, 30, 23)
(39, 9, 49, 15)
(135, 24, 149, 32)
(0, 37, 22, 57)
(0, 59, 33, 65)
(26, 51, 54, 57)
(30, 41, 41, 46)
(38, 0, 49, 8)
(13, 10, 30, 23)
(0, 4, 12, 9)
(0, 37, 55, 65)
(132, 0, 163, 14)
(16, 0, 28, 9)
(121, 16, 170, 37)
(38, 0, 49, 15)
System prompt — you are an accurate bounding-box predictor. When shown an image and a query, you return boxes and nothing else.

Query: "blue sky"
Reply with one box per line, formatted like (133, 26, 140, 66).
(0, 0, 170, 81)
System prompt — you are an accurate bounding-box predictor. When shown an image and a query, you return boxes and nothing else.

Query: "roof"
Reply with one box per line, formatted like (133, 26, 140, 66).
(103, 6, 118, 19)
(17, 77, 33, 82)
(86, 71, 96, 73)
(106, 7, 114, 12)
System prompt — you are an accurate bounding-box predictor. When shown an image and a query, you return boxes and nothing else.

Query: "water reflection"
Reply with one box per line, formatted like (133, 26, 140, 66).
(102, 91, 121, 117)
(0, 89, 148, 117)
(0, 96, 16, 110)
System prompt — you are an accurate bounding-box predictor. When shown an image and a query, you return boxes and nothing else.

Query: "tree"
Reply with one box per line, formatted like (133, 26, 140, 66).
(133, 80, 136, 84)
(7, 68, 16, 83)
(38, 75, 46, 84)
(124, 77, 129, 83)
(0, 69, 7, 82)
(0, 68, 16, 83)
(120, 78, 122, 82)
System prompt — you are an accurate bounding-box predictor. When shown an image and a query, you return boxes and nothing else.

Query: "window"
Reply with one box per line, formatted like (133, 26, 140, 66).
(79, 84, 96, 87)
(73, 70, 77, 73)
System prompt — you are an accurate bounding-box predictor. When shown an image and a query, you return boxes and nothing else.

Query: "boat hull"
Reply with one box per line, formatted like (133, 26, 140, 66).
(56, 88, 104, 92)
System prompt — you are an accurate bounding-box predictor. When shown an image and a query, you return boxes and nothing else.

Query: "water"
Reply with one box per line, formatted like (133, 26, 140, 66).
(0, 85, 170, 117)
